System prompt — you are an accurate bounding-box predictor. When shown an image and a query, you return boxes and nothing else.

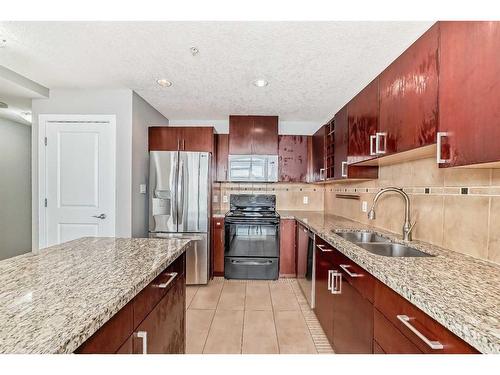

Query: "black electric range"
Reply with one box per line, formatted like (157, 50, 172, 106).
(224, 194, 280, 280)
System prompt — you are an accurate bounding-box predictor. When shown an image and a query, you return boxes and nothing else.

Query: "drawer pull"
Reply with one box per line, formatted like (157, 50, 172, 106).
(231, 259, 273, 265)
(330, 271, 342, 294)
(155, 272, 178, 289)
(340, 264, 363, 278)
(316, 244, 333, 252)
(396, 315, 444, 350)
(134, 331, 148, 354)
(327, 270, 333, 291)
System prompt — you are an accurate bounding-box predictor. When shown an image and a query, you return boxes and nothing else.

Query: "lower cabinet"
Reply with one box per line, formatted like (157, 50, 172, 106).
(313, 235, 479, 354)
(76, 253, 186, 354)
(279, 219, 296, 277)
(212, 217, 225, 276)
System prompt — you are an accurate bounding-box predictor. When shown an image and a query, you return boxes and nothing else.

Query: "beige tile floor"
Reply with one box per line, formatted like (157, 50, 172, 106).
(186, 278, 334, 354)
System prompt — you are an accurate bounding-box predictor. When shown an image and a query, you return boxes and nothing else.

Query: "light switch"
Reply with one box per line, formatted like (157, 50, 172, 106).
(303, 196, 309, 204)
(361, 201, 368, 212)
(139, 184, 147, 194)
(223, 195, 228, 203)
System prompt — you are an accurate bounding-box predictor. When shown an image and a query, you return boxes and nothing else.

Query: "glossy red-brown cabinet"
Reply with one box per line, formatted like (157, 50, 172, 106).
(279, 219, 296, 277)
(229, 115, 278, 155)
(278, 135, 309, 182)
(149, 126, 215, 153)
(333, 105, 348, 179)
(215, 134, 229, 181)
(438, 21, 500, 167)
(212, 217, 225, 276)
(347, 77, 379, 163)
(379, 23, 439, 155)
(311, 125, 326, 182)
(314, 236, 335, 344)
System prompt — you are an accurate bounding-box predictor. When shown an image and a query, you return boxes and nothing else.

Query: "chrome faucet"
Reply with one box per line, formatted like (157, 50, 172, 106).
(367, 187, 415, 241)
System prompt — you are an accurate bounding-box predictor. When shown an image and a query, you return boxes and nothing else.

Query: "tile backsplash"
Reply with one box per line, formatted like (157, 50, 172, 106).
(324, 157, 500, 264)
(215, 182, 325, 212)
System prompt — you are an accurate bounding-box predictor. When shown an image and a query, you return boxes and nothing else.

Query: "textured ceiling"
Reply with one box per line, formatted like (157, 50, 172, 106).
(0, 21, 434, 124)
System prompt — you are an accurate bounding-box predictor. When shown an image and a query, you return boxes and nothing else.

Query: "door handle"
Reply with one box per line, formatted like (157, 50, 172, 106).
(134, 331, 148, 354)
(341, 161, 348, 178)
(370, 134, 377, 156)
(316, 244, 333, 252)
(396, 315, 443, 350)
(436, 132, 449, 164)
(92, 214, 106, 220)
(154, 272, 178, 289)
(375, 132, 387, 154)
(340, 264, 363, 278)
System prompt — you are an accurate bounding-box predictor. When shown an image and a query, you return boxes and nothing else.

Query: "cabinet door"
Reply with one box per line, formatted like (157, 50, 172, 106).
(149, 127, 181, 151)
(314, 242, 334, 343)
(379, 23, 439, 154)
(279, 219, 296, 277)
(116, 336, 134, 354)
(216, 134, 229, 181)
(334, 105, 348, 179)
(181, 127, 214, 152)
(347, 78, 379, 163)
(212, 218, 225, 276)
(278, 135, 308, 182)
(229, 115, 253, 154)
(439, 21, 500, 167)
(134, 274, 185, 354)
(251, 116, 279, 155)
(295, 223, 309, 278)
(311, 125, 326, 181)
(332, 274, 373, 353)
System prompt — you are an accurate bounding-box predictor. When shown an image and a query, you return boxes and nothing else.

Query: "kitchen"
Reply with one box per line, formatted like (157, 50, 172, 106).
(0, 3, 499, 374)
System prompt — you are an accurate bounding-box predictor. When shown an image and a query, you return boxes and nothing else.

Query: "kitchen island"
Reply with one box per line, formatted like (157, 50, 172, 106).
(0, 237, 191, 354)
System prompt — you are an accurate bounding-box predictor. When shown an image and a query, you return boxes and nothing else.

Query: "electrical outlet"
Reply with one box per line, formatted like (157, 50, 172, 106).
(222, 195, 228, 203)
(213, 195, 219, 203)
(139, 184, 147, 194)
(303, 196, 309, 204)
(361, 201, 368, 213)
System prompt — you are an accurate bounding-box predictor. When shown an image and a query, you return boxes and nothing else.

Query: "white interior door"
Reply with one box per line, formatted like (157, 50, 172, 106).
(41, 117, 115, 247)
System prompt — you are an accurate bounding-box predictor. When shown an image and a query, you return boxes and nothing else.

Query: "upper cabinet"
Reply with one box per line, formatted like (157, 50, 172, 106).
(278, 135, 309, 182)
(334, 105, 349, 179)
(347, 78, 379, 163)
(149, 126, 215, 153)
(438, 21, 500, 167)
(311, 125, 326, 182)
(379, 23, 439, 155)
(215, 134, 229, 181)
(229, 115, 278, 155)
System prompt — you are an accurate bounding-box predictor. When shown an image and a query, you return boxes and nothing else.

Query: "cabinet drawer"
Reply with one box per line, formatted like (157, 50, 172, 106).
(133, 254, 185, 327)
(334, 249, 375, 302)
(374, 309, 422, 354)
(374, 282, 479, 354)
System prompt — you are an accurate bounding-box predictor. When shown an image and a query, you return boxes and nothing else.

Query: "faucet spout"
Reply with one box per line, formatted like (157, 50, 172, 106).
(367, 187, 414, 241)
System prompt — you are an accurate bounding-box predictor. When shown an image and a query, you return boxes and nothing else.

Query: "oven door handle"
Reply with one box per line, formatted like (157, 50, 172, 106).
(230, 259, 274, 265)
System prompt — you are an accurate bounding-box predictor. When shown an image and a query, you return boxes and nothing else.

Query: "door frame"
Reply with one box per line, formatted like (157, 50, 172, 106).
(38, 114, 117, 249)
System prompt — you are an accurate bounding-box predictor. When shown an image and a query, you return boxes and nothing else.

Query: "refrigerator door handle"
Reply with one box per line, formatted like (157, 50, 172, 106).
(177, 155, 184, 229)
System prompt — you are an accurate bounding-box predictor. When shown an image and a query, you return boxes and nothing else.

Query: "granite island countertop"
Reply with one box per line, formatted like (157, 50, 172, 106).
(279, 210, 500, 354)
(0, 237, 191, 354)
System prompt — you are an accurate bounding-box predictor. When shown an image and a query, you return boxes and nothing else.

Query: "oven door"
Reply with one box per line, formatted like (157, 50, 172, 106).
(225, 219, 279, 258)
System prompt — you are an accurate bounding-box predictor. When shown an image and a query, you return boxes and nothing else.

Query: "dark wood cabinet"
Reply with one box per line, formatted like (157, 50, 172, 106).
(279, 219, 296, 277)
(334, 105, 349, 179)
(278, 135, 309, 182)
(215, 134, 229, 181)
(229, 115, 278, 155)
(374, 309, 422, 354)
(212, 217, 225, 276)
(295, 222, 309, 278)
(438, 21, 500, 168)
(347, 77, 379, 163)
(311, 125, 326, 182)
(149, 126, 215, 153)
(314, 237, 335, 344)
(76, 253, 186, 354)
(379, 23, 439, 155)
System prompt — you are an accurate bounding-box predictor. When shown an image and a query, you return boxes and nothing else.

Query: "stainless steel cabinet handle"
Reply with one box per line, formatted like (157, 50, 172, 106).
(92, 213, 106, 219)
(135, 331, 148, 354)
(341, 161, 348, 178)
(231, 260, 273, 265)
(340, 264, 362, 278)
(327, 270, 333, 291)
(436, 132, 449, 164)
(396, 315, 443, 350)
(375, 132, 387, 154)
(370, 134, 377, 156)
(155, 272, 178, 289)
(316, 244, 333, 252)
(319, 168, 325, 181)
(330, 271, 342, 294)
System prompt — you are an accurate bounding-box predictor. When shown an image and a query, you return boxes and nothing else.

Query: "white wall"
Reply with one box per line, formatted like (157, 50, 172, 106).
(32, 89, 133, 248)
(169, 119, 321, 135)
(0, 118, 32, 260)
(131, 92, 168, 237)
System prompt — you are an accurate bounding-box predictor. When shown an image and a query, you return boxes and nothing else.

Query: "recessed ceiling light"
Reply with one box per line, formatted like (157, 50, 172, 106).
(157, 79, 173, 87)
(190, 47, 199, 56)
(253, 79, 269, 87)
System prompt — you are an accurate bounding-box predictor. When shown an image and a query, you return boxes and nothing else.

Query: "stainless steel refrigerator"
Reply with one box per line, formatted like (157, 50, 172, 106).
(148, 151, 211, 285)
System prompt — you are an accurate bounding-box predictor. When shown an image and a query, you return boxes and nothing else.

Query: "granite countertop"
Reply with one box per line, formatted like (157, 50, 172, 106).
(0, 237, 191, 354)
(212, 210, 228, 218)
(279, 210, 500, 354)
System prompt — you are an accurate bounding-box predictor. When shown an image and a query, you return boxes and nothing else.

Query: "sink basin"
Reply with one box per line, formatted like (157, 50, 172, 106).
(357, 243, 433, 257)
(336, 231, 390, 243)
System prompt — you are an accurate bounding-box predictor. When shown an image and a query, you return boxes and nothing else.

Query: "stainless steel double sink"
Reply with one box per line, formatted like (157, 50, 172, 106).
(335, 231, 433, 258)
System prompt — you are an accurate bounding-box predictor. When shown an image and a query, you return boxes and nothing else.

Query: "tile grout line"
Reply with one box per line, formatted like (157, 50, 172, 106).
(240, 281, 248, 354)
(269, 281, 282, 354)
(201, 281, 224, 354)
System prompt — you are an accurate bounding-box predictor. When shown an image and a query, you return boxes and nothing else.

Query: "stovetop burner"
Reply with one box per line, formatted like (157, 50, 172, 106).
(225, 194, 279, 221)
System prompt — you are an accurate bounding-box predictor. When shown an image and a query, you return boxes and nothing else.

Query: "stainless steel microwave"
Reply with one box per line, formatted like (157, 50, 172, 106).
(228, 154, 278, 182)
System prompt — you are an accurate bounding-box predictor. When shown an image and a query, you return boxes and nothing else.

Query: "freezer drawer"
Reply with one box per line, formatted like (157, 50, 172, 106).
(224, 257, 279, 280)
